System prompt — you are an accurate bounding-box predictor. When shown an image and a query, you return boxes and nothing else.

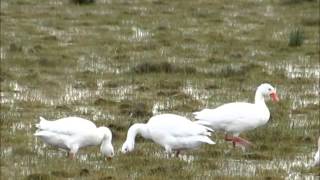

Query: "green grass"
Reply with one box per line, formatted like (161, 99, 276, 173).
(1, 0, 319, 179)
(289, 28, 305, 47)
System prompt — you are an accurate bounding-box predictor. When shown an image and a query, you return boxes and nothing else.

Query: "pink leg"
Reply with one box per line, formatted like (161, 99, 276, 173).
(232, 136, 253, 148)
(68, 152, 75, 159)
(224, 135, 252, 148)
(224, 134, 236, 147)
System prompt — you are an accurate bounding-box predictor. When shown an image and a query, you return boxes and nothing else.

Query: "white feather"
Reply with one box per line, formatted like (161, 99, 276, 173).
(193, 83, 278, 137)
(121, 113, 215, 154)
(34, 116, 114, 158)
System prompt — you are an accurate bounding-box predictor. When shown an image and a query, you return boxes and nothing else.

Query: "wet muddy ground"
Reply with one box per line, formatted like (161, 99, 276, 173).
(1, 0, 319, 179)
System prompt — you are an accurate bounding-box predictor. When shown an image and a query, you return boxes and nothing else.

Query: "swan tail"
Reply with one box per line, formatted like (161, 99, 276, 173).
(36, 116, 49, 129)
(195, 120, 212, 127)
(199, 136, 216, 145)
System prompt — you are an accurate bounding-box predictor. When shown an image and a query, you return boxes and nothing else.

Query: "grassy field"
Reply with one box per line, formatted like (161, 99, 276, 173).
(1, 0, 319, 179)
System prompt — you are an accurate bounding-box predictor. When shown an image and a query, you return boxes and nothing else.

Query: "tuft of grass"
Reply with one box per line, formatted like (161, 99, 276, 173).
(299, 166, 320, 177)
(291, 103, 319, 114)
(242, 152, 273, 160)
(13, 146, 36, 156)
(281, 0, 316, 4)
(51, 170, 75, 178)
(9, 43, 23, 52)
(255, 168, 286, 180)
(218, 63, 263, 78)
(71, 0, 95, 5)
(55, 105, 72, 111)
(119, 101, 152, 118)
(26, 173, 50, 180)
(172, 99, 202, 112)
(73, 80, 97, 89)
(206, 56, 226, 64)
(98, 176, 114, 180)
(79, 169, 90, 177)
(132, 62, 196, 74)
(157, 90, 180, 97)
(94, 98, 117, 106)
(288, 28, 304, 47)
(156, 80, 182, 89)
(0, 70, 13, 82)
(37, 58, 59, 67)
(301, 16, 320, 26)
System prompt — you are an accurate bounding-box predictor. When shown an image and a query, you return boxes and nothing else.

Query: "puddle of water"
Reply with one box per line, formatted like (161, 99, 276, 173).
(109, 85, 134, 101)
(0, 47, 6, 60)
(264, 59, 320, 79)
(1, 79, 138, 110)
(249, 49, 270, 57)
(292, 98, 319, 110)
(285, 64, 320, 79)
(1, 92, 14, 104)
(264, 5, 274, 17)
(77, 54, 125, 74)
(1, 147, 13, 157)
(153, 151, 195, 164)
(211, 154, 316, 179)
(130, 27, 152, 42)
(48, 1, 63, 5)
(289, 114, 315, 128)
(272, 30, 287, 41)
(152, 102, 169, 115)
(92, 110, 115, 122)
(37, 25, 73, 45)
(1, 1, 318, 179)
(11, 121, 33, 134)
(183, 81, 209, 103)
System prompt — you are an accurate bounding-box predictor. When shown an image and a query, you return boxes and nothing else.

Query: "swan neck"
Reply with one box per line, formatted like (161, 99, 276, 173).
(100, 137, 110, 149)
(96, 127, 112, 145)
(255, 89, 266, 105)
(126, 123, 148, 143)
(101, 133, 111, 145)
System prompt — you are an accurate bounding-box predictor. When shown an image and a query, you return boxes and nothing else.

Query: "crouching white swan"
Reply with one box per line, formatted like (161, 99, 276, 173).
(121, 113, 215, 156)
(34, 116, 114, 159)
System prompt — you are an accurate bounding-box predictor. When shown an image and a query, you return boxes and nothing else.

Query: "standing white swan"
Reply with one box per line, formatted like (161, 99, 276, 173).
(34, 116, 114, 159)
(314, 136, 320, 166)
(121, 113, 215, 156)
(193, 83, 279, 148)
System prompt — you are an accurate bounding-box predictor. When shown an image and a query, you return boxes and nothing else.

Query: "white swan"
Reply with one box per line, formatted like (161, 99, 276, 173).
(34, 116, 114, 159)
(121, 113, 215, 156)
(314, 136, 320, 166)
(193, 83, 279, 148)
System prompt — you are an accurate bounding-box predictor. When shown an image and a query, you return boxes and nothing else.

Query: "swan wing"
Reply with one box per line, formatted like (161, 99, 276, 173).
(194, 102, 269, 132)
(148, 114, 213, 138)
(35, 116, 97, 136)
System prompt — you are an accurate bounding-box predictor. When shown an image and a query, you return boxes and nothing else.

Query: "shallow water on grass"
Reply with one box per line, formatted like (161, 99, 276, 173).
(1, 65, 319, 179)
(183, 81, 209, 102)
(216, 155, 316, 179)
(1, 0, 319, 179)
(264, 58, 320, 79)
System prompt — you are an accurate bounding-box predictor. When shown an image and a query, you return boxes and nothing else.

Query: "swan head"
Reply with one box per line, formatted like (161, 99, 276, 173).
(98, 127, 114, 159)
(121, 123, 148, 154)
(257, 83, 279, 102)
(121, 140, 134, 154)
